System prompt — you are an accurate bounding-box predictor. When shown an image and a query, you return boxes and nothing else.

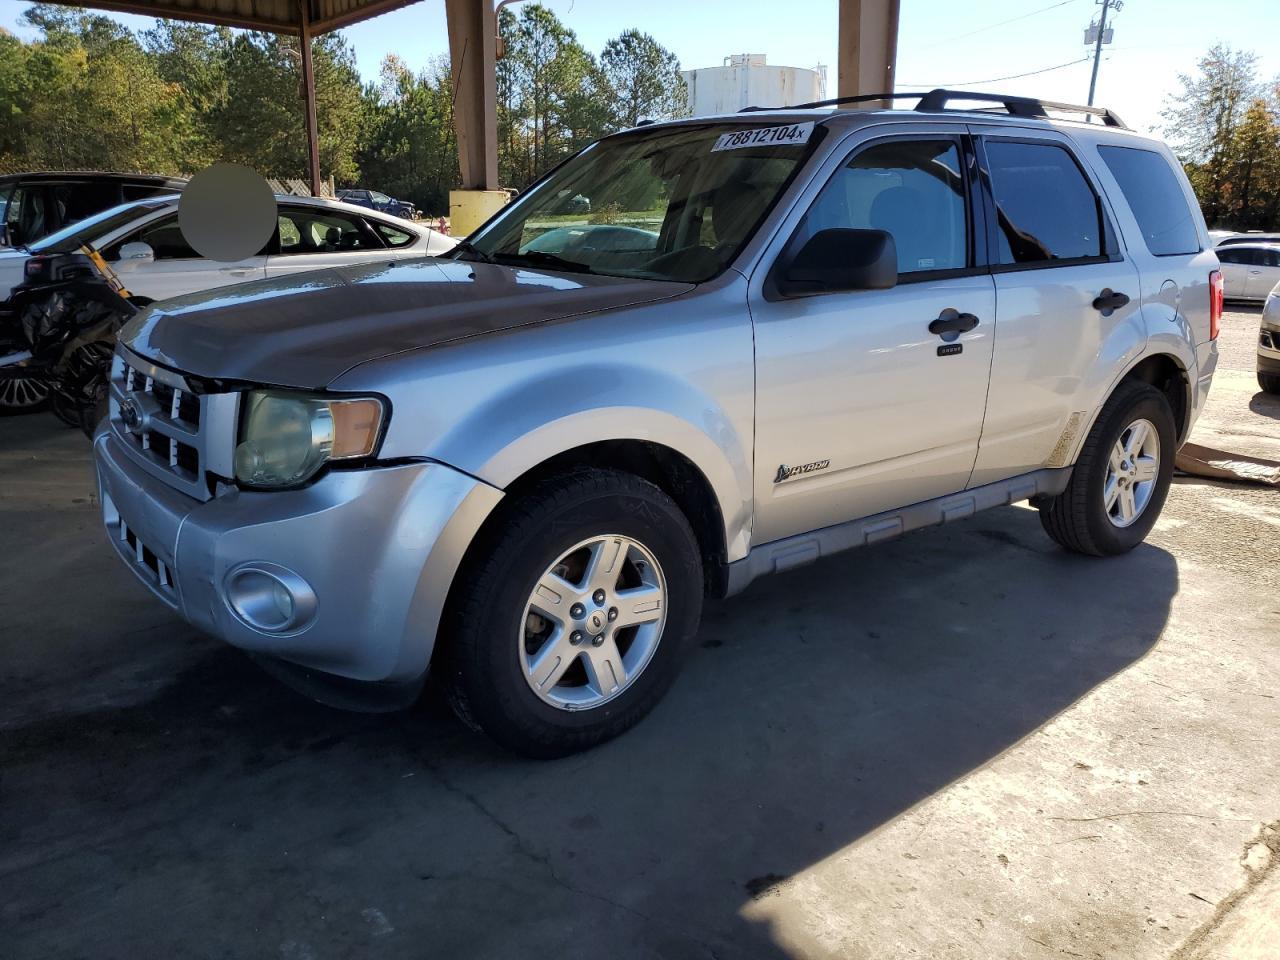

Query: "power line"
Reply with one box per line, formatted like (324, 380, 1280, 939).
(900, 56, 1092, 89)
(916, 0, 1083, 51)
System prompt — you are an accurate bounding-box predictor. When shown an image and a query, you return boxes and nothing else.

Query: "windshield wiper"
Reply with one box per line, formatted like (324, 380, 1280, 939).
(448, 239, 497, 264)
(494, 250, 595, 275)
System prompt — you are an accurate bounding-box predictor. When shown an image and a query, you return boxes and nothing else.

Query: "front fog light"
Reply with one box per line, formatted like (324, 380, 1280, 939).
(224, 563, 316, 633)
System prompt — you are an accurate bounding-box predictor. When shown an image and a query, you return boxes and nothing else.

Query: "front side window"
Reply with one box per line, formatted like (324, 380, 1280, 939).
(1216, 249, 1244, 265)
(134, 216, 199, 259)
(794, 138, 969, 276)
(276, 209, 380, 254)
(1098, 146, 1199, 257)
(986, 140, 1106, 265)
(468, 122, 822, 282)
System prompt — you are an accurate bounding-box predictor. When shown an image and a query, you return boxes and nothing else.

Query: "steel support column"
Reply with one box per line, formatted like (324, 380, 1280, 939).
(298, 1, 322, 196)
(445, 0, 499, 190)
(837, 0, 901, 105)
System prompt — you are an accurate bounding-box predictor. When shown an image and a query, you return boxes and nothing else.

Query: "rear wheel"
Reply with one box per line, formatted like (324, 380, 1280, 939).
(1039, 380, 1176, 556)
(440, 468, 702, 758)
(1260, 372, 1280, 395)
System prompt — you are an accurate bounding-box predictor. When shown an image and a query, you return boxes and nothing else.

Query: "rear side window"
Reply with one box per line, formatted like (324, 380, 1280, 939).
(985, 140, 1105, 265)
(1098, 146, 1199, 256)
(372, 221, 414, 247)
(1216, 249, 1244, 264)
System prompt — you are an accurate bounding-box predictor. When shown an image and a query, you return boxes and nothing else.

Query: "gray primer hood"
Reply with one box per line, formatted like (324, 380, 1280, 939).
(120, 258, 693, 387)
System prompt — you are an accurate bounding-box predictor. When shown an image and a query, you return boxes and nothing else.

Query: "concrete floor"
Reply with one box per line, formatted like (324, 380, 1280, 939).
(2, 310, 1278, 960)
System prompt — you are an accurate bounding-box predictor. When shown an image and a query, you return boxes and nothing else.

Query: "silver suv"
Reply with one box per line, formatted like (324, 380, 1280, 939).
(94, 91, 1221, 757)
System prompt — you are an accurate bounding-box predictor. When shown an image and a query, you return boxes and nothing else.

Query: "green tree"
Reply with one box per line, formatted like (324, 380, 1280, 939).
(1163, 44, 1260, 226)
(600, 29, 688, 129)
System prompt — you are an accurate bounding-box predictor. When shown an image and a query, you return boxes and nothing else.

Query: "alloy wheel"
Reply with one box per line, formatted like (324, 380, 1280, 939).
(520, 534, 667, 710)
(1104, 417, 1160, 528)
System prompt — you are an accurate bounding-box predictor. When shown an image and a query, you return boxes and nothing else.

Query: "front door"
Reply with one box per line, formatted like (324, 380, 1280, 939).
(107, 214, 267, 301)
(750, 130, 996, 545)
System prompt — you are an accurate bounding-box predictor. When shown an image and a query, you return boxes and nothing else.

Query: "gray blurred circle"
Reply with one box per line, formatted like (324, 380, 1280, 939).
(178, 163, 277, 262)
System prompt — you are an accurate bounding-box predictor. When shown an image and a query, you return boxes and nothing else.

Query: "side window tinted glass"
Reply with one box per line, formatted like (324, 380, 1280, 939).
(136, 216, 198, 259)
(1098, 146, 1199, 256)
(986, 141, 1103, 264)
(275, 209, 378, 254)
(373, 221, 413, 247)
(1216, 249, 1242, 264)
(123, 183, 166, 201)
(799, 139, 968, 275)
(51, 182, 118, 226)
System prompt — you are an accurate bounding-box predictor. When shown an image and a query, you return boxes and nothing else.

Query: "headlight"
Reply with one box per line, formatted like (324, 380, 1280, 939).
(233, 390, 385, 488)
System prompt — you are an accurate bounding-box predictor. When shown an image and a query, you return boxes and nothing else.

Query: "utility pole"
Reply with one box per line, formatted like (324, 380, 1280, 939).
(1086, 0, 1120, 106)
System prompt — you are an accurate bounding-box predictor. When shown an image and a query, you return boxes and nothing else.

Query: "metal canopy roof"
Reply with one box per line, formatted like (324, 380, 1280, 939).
(42, 0, 426, 35)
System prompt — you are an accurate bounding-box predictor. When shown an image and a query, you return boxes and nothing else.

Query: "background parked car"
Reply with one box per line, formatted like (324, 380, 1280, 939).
(1217, 232, 1280, 247)
(1215, 243, 1280, 301)
(0, 194, 456, 309)
(0, 172, 187, 249)
(337, 188, 417, 220)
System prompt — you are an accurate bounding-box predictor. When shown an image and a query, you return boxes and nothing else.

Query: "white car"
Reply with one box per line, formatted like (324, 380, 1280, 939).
(1213, 242, 1280, 302)
(0, 194, 456, 305)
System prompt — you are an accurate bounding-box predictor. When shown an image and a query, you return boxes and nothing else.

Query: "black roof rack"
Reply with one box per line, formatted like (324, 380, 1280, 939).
(741, 88, 1128, 130)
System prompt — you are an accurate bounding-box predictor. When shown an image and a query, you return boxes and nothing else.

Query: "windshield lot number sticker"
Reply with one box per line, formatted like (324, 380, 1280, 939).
(712, 122, 815, 152)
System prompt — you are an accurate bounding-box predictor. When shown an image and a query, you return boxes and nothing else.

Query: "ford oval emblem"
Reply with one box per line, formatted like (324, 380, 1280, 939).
(120, 399, 142, 432)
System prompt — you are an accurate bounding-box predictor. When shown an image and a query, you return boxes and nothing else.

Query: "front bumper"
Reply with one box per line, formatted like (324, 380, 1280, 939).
(1259, 323, 1280, 372)
(94, 428, 501, 685)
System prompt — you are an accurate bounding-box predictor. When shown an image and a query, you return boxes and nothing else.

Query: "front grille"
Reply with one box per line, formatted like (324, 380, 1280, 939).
(109, 347, 237, 501)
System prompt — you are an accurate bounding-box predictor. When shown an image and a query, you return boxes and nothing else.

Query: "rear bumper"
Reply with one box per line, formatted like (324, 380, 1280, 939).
(94, 428, 502, 685)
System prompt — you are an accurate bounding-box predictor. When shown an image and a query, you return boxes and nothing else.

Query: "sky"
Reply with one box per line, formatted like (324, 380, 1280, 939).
(3, 0, 1279, 135)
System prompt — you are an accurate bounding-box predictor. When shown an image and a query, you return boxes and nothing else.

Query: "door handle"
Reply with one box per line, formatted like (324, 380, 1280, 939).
(928, 307, 980, 337)
(1092, 288, 1130, 315)
(1249, 269, 1262, 275)
(220, 267, 253, 276)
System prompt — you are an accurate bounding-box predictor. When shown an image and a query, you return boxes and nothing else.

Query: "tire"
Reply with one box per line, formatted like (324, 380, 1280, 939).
(1259, 372, 1280, 395)
(1039, 380, 1176, 556)
(439, 468, 703, 758)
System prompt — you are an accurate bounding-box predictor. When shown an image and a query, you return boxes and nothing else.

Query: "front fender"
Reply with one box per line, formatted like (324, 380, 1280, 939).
(438, 365, 753, 561)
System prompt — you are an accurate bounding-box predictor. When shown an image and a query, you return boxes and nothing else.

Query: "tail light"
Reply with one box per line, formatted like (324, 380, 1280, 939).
(1209, 269, 1223, 340)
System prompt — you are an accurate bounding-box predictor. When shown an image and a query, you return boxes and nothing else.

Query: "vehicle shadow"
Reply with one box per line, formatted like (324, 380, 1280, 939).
(1248, 390, 1280, 420)
(2, 505, 1179, 960)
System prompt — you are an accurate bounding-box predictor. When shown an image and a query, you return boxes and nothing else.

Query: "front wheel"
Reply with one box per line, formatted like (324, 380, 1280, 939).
(1039, 380, 1176, 556)
(439, 468, 703, 758)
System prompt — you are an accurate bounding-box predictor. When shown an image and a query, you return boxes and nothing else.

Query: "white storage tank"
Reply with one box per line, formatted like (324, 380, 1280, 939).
(682, 54, 827, 117)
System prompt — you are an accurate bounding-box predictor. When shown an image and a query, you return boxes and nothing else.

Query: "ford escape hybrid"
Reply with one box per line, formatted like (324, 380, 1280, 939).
(95, 90, 1219, 757)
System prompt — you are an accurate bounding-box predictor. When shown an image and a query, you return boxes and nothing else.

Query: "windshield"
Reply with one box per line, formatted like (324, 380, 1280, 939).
(465, 122, 822, 282)
(29, 199, 172, 254)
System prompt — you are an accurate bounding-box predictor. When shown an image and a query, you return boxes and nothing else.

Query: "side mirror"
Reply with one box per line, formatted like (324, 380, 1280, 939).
(115, 241, 155, 272)
(776, 228, 898, 297)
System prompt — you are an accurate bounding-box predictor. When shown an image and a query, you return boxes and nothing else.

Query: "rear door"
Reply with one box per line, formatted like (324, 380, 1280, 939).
(1246, 247, 1280, 300)
(967, 127, 1142, 486)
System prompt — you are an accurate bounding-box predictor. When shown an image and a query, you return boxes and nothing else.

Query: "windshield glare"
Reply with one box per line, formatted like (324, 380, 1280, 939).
(469, 123, 821, 282)
(30, 199, 171, 254)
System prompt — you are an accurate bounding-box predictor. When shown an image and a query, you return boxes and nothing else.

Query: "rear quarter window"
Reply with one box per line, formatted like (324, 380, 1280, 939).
(1098, 145, 1200, 256)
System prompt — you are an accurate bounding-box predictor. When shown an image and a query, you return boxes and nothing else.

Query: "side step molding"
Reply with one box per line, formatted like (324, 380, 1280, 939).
(723, 467, 1072, 597)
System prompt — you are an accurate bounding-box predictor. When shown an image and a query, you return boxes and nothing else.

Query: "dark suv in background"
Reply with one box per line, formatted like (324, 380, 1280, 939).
(337, 188, 417, 220)
(0, 172, 187, 249)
